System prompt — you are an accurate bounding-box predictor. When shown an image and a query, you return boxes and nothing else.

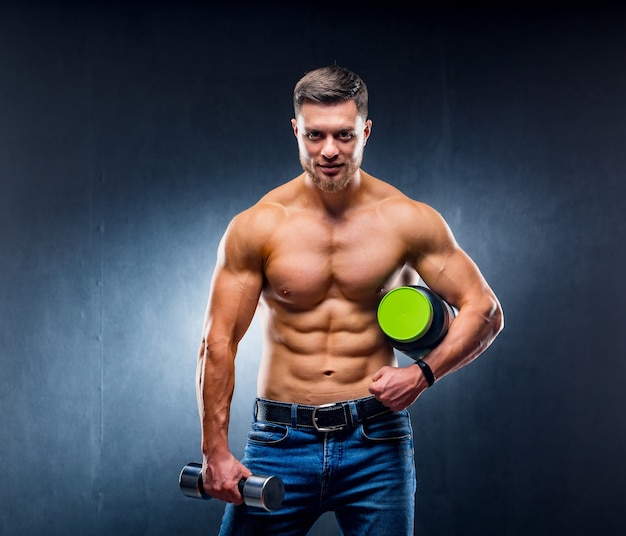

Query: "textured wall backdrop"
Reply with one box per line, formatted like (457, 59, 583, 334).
(1, 2, 625, 535)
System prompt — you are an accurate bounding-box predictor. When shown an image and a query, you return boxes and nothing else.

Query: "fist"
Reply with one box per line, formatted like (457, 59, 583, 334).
(368, 365, 424, 411)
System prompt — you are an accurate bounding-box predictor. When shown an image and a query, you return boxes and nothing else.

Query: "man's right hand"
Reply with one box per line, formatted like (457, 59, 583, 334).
(202, 452, 252, 505)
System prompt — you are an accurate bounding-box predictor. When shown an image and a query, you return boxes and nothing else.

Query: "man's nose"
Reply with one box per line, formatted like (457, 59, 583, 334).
(321, 136, 339, 159)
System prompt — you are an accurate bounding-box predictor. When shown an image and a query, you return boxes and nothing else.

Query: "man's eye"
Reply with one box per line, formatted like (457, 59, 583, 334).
(306, 132, 321, 140)
(338, 132, 353, 140)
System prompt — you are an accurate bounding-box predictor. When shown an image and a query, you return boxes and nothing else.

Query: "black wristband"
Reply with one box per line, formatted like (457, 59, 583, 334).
(415, 359, 436, 387)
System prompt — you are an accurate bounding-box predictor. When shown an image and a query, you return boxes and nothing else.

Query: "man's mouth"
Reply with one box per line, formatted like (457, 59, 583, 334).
(319, 163, 342, 175)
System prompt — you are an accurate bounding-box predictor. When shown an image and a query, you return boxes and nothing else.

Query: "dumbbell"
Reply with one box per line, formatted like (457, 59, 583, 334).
(377, 285, 456, 360)
(179, 462, 285, 512)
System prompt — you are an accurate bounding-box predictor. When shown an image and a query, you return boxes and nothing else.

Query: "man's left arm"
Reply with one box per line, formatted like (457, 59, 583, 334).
(369, 203, 504, 410)
(416, 244, 504, 380)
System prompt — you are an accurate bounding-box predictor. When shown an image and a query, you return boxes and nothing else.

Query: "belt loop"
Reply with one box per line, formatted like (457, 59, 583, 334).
(348, 400, 359, 427)
(290, 403, 298, 428)
(253, 399, 259, 422)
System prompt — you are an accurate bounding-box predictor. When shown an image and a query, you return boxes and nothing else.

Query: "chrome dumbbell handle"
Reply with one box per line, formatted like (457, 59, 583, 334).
(179, 462, 285, 512)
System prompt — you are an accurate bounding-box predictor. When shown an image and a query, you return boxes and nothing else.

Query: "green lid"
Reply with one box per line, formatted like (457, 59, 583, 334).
(377, 286, 434, 343)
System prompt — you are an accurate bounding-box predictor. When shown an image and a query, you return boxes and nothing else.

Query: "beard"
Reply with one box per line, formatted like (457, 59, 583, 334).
(300, 157, 361, 193)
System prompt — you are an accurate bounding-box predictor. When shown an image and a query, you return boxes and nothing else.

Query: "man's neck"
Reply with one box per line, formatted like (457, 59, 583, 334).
(305, 170, 363, 218)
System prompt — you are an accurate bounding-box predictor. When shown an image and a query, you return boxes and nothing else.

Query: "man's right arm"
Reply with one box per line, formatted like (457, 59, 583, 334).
(195, 212, 264, 504)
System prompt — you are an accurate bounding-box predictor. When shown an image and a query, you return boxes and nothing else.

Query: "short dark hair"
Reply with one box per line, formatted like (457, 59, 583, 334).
(293, 65, 368, 119)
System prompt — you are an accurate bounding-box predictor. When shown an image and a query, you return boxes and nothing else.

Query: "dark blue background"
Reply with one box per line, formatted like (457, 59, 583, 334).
(1, 2, 625, 534)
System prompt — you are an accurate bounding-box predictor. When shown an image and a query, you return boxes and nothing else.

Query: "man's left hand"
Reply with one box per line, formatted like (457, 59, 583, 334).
(368, 365, 427, 411)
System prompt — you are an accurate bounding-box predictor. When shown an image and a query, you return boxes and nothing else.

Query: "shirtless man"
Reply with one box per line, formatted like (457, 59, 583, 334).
(196, 65, 504, 535)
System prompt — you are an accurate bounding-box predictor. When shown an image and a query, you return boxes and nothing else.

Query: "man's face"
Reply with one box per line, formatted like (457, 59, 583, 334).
(291, 100, 372, 193)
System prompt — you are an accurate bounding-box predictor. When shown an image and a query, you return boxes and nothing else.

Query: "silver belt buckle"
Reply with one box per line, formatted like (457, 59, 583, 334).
(312, 402, 345, 432)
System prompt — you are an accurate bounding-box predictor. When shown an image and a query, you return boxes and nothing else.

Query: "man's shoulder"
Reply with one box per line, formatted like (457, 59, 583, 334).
(362, 175, 448, 237)
(230, 199, 287, 234)
(225, 182, 297, 247)
(257, 175, 302, 205)
(363, 173, 426, 206)
(366, 178, 433, 216)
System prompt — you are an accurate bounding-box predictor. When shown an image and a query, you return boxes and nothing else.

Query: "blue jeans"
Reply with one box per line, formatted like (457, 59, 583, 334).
(218, 397, 416, 535)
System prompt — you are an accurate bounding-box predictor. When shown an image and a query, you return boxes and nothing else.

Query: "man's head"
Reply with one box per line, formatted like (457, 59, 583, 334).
(293, 65, 369, 121)
(292, 66, 372, 193)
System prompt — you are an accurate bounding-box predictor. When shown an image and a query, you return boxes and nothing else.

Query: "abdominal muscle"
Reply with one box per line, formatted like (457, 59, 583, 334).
(255, 296, 397, 405)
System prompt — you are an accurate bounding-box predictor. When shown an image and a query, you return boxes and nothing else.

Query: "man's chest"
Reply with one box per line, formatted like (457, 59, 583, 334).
(262, 214, 408, 304)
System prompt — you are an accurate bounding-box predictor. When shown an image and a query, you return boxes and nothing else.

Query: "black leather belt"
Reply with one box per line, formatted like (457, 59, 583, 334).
(255, 396, 391, 432)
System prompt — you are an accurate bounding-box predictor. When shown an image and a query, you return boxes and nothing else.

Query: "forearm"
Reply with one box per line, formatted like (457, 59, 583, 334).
(196, 339, 236, 458)
(423, 290, 503, 381)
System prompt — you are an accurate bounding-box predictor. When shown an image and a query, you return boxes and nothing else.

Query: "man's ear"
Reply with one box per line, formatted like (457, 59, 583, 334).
(291, 118, 298, 137)
(363, 118, 372, 146)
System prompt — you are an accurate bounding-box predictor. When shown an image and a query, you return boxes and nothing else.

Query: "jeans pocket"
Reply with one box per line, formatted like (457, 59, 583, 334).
(360, 411, 412, 442)
(247, 421, 290, 445)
